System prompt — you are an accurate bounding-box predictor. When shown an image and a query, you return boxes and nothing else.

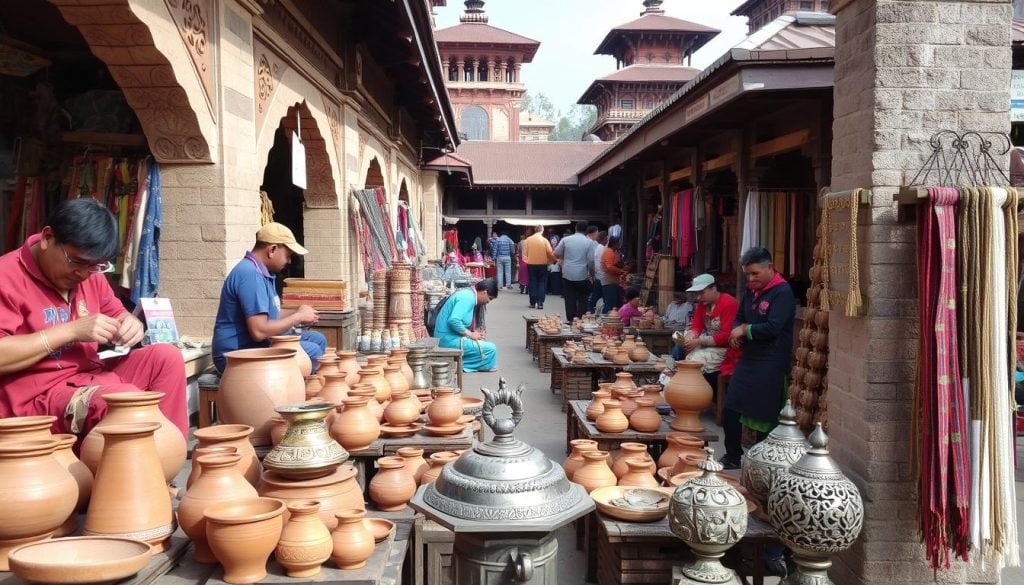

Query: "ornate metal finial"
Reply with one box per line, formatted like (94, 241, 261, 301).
(780, 401, 797, 424)
(642, 0, 665, 15)
(461, 0, 489, 23)
(808, 422, 828, 452)
(480, 378, 525, 444)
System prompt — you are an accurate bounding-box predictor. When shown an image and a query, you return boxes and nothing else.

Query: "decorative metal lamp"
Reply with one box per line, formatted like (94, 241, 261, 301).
(740, 403, 811, 508)
(668, 448, 748, 585)
(410, 379, 593, 584)
(767, 423, 864, 585)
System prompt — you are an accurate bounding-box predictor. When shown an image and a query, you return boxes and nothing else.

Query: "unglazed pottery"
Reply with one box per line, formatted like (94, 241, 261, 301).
(334, 351, 361, 385)
(388, 348, 415, 385)
(52, 434, 93, 537)
(640, 384, 666, 407)
(426, 387, 463, 427)
(384, 391, 421, 428)
(330, 509, 375, 570)
(369, 456, 417, 511)
(617, 390, 640, 417)
(84, 423, 175, 552)
(7, 536, 152, 584)
(610, 443, 654, 479)
(218, 348, 305, 446)
(586, 390, 610, 421)
(269, 334, 313, 377)
(420, 451, 458, 485)
(563, 439, 598, 481)
(257, 465, 364, 530)
(318, 374, 351, 406)
(358, 367, 391, 403)
(617, 458, 660, 489)
(572, 450, 617, 493)
(610, 372, 636, 397)
(275, 500, 332, 578)
(269, 416, 287, 447)
(397, 447, 429, 483)
(595, 400, 629, 434)
(629, 398, 662, 432)
(186, 446, 238, 490)
(264, 403, 348, 480)
(330, 396, 381, 451)
(178, 453, 258, 563)
(192, 425, 261, 487)
(304, 375, 324, 400)
(657, 432, 705, 468)
(204, 498, 285, 584)
(316, 355, 342, 377)
(349, 385, 385, 422)
(629, 342, 650, 363)
(80, 391, 187, 483)
(0, 415, 55, 444)
(383, 365, 410, 395)
(663, 361, 713, 432)
(0, 439, 78, 570)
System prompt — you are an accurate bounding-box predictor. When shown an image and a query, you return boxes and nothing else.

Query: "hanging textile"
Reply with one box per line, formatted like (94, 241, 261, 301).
(119, 158, 150, 290)
(130, 161, 161, 304)
(740, 188, 758, 255)
(679, 188, 694, 267)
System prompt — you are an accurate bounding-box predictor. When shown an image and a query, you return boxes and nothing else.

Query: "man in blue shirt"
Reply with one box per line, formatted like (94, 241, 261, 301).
(490, 231, 515, 290)
(212, 223, 326, 372)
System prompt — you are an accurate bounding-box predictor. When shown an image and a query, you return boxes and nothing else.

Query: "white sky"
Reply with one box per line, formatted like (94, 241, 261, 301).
(433, 0, 751, 115)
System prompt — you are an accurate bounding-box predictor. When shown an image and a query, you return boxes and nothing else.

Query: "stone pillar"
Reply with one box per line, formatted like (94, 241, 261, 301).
(442, 58, 450, 80)
(513, 62, 522, 83)
(827, 1, 1010, 584)
(499, 61, 508, 83)
(456, 60, 465, 81)
(487, 59, 495, 82)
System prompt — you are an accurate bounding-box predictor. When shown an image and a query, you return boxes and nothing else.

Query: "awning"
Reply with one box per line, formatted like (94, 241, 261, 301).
(501, 218, 573, 226)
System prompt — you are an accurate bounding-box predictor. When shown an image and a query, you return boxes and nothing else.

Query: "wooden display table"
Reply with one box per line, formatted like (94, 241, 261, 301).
(532, 325, 585, 372)
(622, 327, 675, 356)
(523, 314, 541, 353)
(565, 400, 718, 459)
(348, 426, 475, 494)
(549, 349, 669, 411)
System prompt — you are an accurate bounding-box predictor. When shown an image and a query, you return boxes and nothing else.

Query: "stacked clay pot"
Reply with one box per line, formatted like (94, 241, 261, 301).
(193, 424, 261, 487)
(218, 348, 305, 446)
(791, 235, 830, 431)
(179, 453, 258, 563)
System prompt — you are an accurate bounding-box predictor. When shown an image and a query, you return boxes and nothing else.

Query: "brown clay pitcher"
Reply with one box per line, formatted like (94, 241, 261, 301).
(563, 439, 598, 481)
(270, 334, 313, 377)
(218, 348, 305, 446)
(52, 433, 93, 537)
(572, 450, 617, 493)
(193, 424, 262, 487)
(629, 398, 662, 433)
(178, 453, 259, 563)
(663, 360, 713, 432)
(369, 456, 417, 511)
(204, 498, 285, 584)
(276, 500, 333, 578)
(595, 399, 629, 434)
(330, 396, 381, 451)
(330, 508, 375, 570)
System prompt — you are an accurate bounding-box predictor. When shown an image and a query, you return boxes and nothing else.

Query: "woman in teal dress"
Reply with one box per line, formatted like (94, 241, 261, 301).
(434, 279, 498, 372)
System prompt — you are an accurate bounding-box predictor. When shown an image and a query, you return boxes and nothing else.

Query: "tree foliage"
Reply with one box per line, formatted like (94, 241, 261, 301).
(519, 92, 598, 142)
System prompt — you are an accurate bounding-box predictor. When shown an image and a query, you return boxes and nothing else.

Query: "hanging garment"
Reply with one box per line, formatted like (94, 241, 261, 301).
(130, 162, 161, 304)
(740, 189, 759, 255)
(772, 193, 786, 272)
(120, 159, 150, 290)
(679, 188, 694, 267)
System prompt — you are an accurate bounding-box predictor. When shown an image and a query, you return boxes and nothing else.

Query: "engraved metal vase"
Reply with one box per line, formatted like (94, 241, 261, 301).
(408, 347, 432, 391)
(766, 424, 864, 585)
(740, 403, 810, 508)
(431, 361, 453, 388)
(668, 448, 747, 585)
(263, 403, 348, 480)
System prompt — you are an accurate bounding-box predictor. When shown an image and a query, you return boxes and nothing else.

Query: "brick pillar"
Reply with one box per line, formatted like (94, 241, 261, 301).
(828, 1, 1010, 584)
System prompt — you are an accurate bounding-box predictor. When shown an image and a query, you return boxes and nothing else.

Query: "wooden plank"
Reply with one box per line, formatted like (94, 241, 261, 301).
(668, 166, 693, 183)
(60, 130, 148, 147)
(893, 185, 928, 205)
(701, 152, 736, 173)
(749, 128, 811, 160)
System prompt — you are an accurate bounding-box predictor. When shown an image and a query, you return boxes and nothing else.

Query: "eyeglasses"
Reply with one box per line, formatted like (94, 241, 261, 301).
(60, 244, 114, 274)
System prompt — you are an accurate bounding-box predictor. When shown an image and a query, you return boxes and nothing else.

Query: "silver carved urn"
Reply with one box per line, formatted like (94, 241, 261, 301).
(740, 403, 810, 508)
(410, 378, 593, 584)
(668, 448, 748, 585)
(767, 423, 864, 585)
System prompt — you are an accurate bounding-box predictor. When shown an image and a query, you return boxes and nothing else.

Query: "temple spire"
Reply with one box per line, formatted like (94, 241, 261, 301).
(460, 0, 488, 23)
(641, 0, 665, 15)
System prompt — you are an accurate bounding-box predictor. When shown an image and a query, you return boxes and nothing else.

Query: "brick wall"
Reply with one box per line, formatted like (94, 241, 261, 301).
(828, 1, 1011, 583)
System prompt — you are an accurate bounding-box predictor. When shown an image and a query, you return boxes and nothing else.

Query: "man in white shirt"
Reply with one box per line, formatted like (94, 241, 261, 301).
(554, 222, 598, 321)
(587, 230, 608, 314)
(663, 291, 693, 327)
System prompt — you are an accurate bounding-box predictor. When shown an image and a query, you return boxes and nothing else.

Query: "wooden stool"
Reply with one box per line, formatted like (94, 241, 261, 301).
(197, 373, 221, 428)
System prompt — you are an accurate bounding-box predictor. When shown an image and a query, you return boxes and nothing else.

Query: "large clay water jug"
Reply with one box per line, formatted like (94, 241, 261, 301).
(219, 348, 305, 446)
(663, 360, 712, 432)
(270, 335, 312, 377)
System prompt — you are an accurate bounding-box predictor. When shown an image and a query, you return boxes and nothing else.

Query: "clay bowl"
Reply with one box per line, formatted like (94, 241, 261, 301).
(9, 537, 152, 584)
(666, 470, 702, 487)
(380, 423, 422, 438)
(364, 518, 396, 543)
(590, 486, 673, 522)
(460, 397, 484, 415)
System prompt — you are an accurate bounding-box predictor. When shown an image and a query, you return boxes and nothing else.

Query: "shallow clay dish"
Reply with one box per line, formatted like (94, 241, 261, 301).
(667, 470, 702, 487)
(460, 397, 483, 414)
(423, 423, 466, 436)
(457, 414, 476, 425)
(590, 486, 672, 522)
(380, 423, 422, 438)
(9, 536, 152, 584)
(364, 518, 396, 543)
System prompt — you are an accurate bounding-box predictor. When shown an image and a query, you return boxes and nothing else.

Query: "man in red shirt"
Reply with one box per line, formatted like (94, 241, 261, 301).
(678, 273, 739, 388)
(0, 199, 187, 441)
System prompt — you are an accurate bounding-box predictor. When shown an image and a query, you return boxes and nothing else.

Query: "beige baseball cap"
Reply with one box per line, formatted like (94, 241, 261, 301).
(686, 273, 715, 292)
(256, 222, 309, 255)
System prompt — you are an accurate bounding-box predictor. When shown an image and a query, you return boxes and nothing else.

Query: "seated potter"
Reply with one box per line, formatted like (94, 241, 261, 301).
(433, 278, 498, 373)
(212, 223, 326, 373)
(0, 199, 187, 439)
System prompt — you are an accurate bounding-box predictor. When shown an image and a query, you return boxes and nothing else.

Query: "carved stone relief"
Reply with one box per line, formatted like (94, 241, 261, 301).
(164, 0, 214, 110)
(253, 38, 287, 138)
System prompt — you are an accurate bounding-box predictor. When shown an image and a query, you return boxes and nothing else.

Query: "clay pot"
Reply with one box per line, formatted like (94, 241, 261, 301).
(257, 465, 364, 530)
(620, 335, 637, 353)
(52, 434, 93, 537)
(317, 356, 342, 377)
(269, 416, 287, 447)
(330, 396, 381, 451)
(204, 498, 285, 584)
(814, 309, 830, 328)
(219, 348, 305, 446)
(811, 330, 829, 350)
(572, 450, 617, 493)
(663, 361, 713, 432)
(179, 453, 259, 564)
(0, 439, 78, 570)
(427, 387, 463, 427)
(366, 354, 389, 372)
(186, 446, 238, 489)
(595, 399, 629, 434)
(640, 384, 666, 407)
(794, 347, 810, 365)
(396, 447, 429, 483)
(335, 351, 362, 385)
(617, 458, 660, 489)
(80, 391, 187, 483)
(669, 451, 705, 476)
(420, 451, 458, 485)
(0, 415, 55, 444)
(304, 375, 324, 400)
(331, 509, 375, 570)
(807, 350, 828, 370)
(383, 365, 410, 396)
(319, 374, 351, 406)
(798, 327, 812, 345)
(369, 456, 417, 511)
(388, 348, 415, 385)
(84, 423, 175, 552)
(629, 398, 662, 433)
(349, 386, 385, 422)
(611, 443, 654, 479)
(657, 432, 705, 468)
(610, 373, 636, 398)
(586, 390, 611, 421)
(618, 391, 641, 418)
(803, 371, 823, 391)
(276, 500, 333, 578)
(628, 342, 650, 362)
(358, 368, 391, 404)
(193, 425, 261, 487)
(652, 317, 664, 329)
(384, 391, 421, 428)
(270, 335, 313, 377)
(563, 439, 598, 481)
(612, 348, 630, 365)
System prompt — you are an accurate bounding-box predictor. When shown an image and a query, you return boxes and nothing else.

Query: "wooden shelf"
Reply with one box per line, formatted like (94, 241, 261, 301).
(60, 131, 147, 148)
(893, 186, 929, 205)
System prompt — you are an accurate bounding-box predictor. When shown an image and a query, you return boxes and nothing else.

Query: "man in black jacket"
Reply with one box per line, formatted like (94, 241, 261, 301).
(720, 246, 795, 469)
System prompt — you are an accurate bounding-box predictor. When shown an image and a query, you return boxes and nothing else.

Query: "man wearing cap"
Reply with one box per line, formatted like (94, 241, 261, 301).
(212, 223, 326, 373)
(675, 274, 739, 388)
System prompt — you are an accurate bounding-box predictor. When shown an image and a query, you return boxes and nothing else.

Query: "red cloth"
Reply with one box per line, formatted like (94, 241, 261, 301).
(687, 292, 740, 375)
(0, 233, 188, 440)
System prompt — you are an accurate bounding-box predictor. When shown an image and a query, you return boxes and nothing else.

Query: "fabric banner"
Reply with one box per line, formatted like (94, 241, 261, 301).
(820, 188, 863, 317)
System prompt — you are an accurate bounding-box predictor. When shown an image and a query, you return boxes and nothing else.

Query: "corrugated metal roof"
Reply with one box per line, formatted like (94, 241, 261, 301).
(454, 141, 610, 186)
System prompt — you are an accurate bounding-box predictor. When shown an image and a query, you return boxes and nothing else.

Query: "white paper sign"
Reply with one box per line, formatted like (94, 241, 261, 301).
(291, 131, 307, 189)
(1012, 70, 1024, 123)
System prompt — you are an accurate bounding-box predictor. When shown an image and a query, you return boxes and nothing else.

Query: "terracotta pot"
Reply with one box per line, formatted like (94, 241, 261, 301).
(384, 391, 421, 428)
(657, 432, 705, 468)
(807, 350, 828, 370)
(420, 451, 458, 485)
(358, 368, 391, 404)
(349, 386, 385, 422)
(563, 439, 598, 481)
(628, 342, 650, 362)
(270, 335, 312, 377)
(179, 453, 259, 564)
(335, 351, 362, 385)
(798, 326, 812, 345)
(595, 400, 629, 434)
(84, 423, 175, 552)
(0, 439, 78, 570)
(617, 458, 660, 488)
(814, 309, 830, 328)
(304, 375, 324, 400)
(612, 348, 630, 365)
(572, 450, 617, 493)
(369, 456, 417, 511)
(618, 391, 641, 418)
(610, 373, 636, 398)
(218, 348, 305, 446)
(318, 374, 351, 406)
(620, 335, 637, 353)
(383, 365, 410, 396)
(257, 465, 364, 530)
(669, 451, 705, 476)
(586, 390, 611, 421)
(610, 443, 653, 479)
(0, 415, 55, 444)
(269, 416, 287, 447)
(396, 447, 429, 483)
(331, 509, 375, 570)
(186, 446, 238, 489)
(316, 356, 342, 377)
(803, 371, 823, 391)
(51, 434, 93, 537)
(366, 354, 389, 372)
(811, 330, 829, 350)
(80, 391, 187, 483)
(193, 425, 261, 487)
(204, 498, 285, 584)
(629, 398, 662, 433)
(663, 361, 713, 432)
(276, 500, 333, 578)
(330, 397, 381, 451)
(388, 348, 415, 386)
(640, 384, 666, 407)
(427, 387, 463, 427)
